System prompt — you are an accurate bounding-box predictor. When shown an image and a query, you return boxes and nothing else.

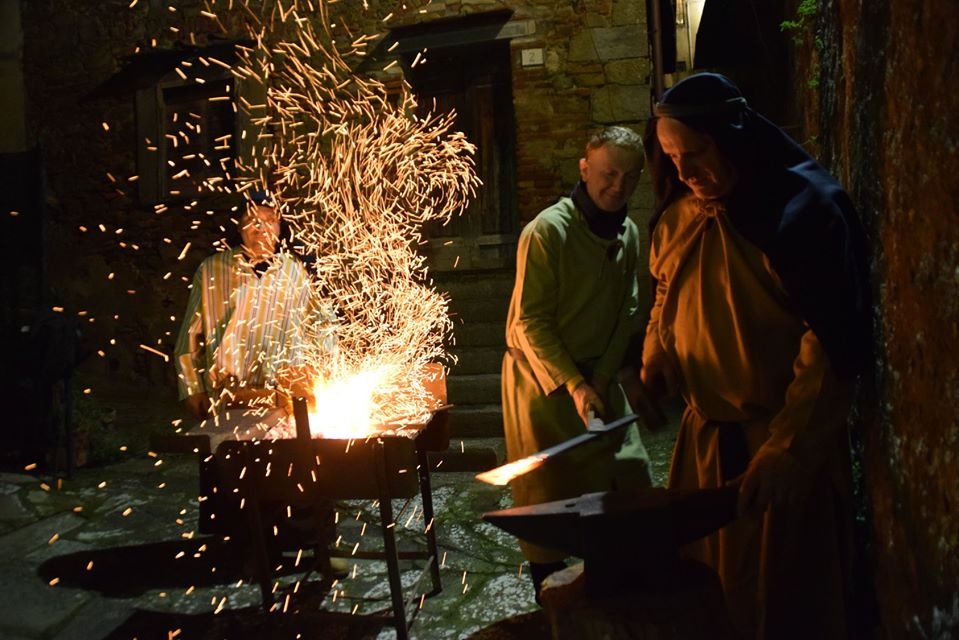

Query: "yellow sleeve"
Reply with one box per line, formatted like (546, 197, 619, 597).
(511, 224, 582, 394)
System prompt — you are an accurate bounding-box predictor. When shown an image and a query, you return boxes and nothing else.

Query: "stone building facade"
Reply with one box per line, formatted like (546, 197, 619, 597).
(14, 0, 654, 391)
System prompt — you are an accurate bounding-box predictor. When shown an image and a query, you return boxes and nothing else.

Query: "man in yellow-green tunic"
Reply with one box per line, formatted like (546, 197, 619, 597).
(502, 126, 653, 603)
(642, 74, 871, 639)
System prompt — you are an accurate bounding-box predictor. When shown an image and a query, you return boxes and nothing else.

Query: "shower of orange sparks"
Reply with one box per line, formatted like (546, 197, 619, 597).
(179, 0, 479, 433)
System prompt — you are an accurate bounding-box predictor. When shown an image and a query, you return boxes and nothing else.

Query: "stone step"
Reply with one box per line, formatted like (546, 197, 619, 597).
(428, 436, 505, 473)
(447, 373, 501, 406)
(447, 296, 510, 323)
(433, 269, 516, 302)
(447, 403, 503, 438)
(450, 321, 505, 348)
(448, 346, 504, 375)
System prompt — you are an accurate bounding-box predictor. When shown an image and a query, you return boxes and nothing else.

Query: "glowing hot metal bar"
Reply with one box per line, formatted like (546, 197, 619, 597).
(475, 414, 640, 485)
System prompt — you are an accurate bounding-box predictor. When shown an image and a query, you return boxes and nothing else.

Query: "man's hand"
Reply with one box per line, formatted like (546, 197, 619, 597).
(591, 373, 611, 410)
(184, 392, 211, 419)
(570, 381, 605, 427)
(620, 367, 669, 430)
(639, 353, 680, 401)
(736, 442, 814, 516)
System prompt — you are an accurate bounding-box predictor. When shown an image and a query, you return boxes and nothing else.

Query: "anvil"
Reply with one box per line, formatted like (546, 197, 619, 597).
(484, 485, 738, 597)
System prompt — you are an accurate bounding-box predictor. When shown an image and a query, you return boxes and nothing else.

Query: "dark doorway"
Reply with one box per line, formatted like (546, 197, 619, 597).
(403, 38, 517, 271)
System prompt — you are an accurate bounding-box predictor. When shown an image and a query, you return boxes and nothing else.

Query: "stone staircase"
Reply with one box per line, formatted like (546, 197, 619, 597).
(429, 268, 516, 472)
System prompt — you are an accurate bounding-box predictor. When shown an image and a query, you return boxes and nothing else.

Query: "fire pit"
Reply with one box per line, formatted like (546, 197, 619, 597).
(154, 397, 449, 639)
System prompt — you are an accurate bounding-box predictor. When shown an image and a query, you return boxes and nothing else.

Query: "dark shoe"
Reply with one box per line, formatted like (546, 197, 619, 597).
(529, 561, 567, 606)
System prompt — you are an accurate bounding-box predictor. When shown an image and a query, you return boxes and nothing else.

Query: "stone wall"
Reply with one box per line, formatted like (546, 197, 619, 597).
(340, 0, 654, 227)
(20, 0, 224, 394)
(504, 0, 652, 227)
(794, 0, 959, 636)
(0, 0, 26, 152)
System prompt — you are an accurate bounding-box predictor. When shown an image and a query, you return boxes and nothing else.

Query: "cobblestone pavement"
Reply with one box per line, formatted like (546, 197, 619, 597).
(0, 419, 677, 640)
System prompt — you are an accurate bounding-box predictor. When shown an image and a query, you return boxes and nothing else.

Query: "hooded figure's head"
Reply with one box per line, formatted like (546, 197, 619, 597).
(644, 73, 815, 221)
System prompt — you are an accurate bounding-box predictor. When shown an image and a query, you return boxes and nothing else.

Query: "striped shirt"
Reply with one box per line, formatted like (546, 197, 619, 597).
(174, 247, 327, 399)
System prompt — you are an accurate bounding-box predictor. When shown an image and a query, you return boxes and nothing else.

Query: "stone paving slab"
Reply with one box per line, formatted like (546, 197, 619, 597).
(0, 556, 94, 639)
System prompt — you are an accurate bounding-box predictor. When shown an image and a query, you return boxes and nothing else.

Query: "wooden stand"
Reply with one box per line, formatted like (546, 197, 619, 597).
(151, 403, 449, 640)
(540, 559, 736, 640)
(239, 437, 442, 640)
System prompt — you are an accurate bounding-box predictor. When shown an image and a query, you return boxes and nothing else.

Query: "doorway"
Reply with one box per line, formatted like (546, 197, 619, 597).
(402, 39, 517, 271)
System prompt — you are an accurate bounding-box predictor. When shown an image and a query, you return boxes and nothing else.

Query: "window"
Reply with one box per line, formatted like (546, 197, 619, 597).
(133, 54, 239, 204)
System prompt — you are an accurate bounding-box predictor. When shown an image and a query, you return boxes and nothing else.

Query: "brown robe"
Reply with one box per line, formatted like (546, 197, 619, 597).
(644, 194, 853, 639)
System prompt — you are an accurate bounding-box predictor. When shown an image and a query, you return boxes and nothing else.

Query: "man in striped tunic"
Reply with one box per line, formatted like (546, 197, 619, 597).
(175, 193, 317, 417)
(174, 193, 346, 577)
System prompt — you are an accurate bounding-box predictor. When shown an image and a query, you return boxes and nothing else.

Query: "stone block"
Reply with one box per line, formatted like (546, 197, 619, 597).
(573, 72, 608, 87)
(552, 75, 577, 91)
(447, 373, 502, 405)
(606, 58, 651, 85)
(593, 25, 646, 60)
(447, 404, 504, 439)
(448, 347, 506, 375)
(452, 321, 505, 348)
(545, 47, 562, 73)
(568, 31, 599, 62)
(551, 94, 592, 118)
(591, 84, 649, 123)
(586, 14, 611, 28)
(613, 0, 646, 26)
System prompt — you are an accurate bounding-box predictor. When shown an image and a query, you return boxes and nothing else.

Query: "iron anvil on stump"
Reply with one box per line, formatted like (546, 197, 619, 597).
(484, 486, 741, 639)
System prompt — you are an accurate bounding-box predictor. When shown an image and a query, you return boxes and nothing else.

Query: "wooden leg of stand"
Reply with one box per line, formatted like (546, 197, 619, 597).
(417, 449, 442, 595)
(376, 442, 409, 640)
(245, 498, 274, 612)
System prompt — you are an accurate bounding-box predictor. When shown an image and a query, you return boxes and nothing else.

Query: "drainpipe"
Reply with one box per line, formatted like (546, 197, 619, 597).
(650, 0, 665, 107)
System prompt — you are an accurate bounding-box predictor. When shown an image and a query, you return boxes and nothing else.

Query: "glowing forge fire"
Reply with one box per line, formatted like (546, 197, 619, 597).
(304, 361, 447, 440)
(308, 367, 388, 439)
